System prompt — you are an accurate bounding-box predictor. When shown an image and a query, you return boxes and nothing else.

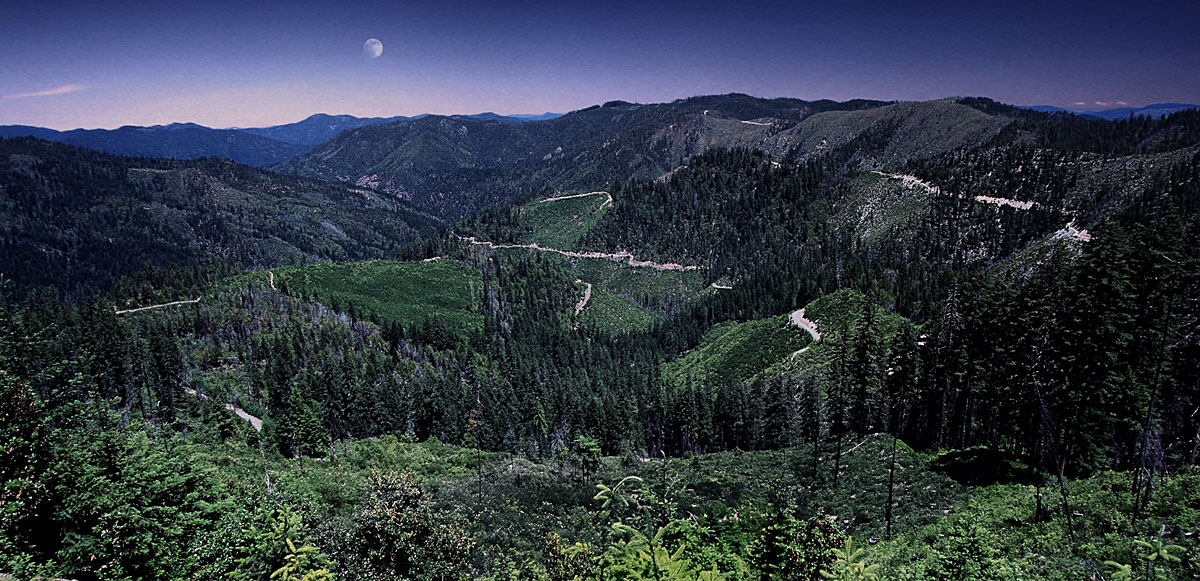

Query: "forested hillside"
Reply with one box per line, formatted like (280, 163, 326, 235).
(2, 95, 1200, 579)
(274, 94, 892, 219)
(276, 93, 1200, 222)
(0, 138, 441, 297)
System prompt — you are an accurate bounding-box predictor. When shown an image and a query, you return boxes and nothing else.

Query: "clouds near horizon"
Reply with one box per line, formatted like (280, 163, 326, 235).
(3, 84, 89, 100)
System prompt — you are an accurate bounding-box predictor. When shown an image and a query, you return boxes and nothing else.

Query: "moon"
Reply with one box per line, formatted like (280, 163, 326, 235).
(363, 38, 383, 58)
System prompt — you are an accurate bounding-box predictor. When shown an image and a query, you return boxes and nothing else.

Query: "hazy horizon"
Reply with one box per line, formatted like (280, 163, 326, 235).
(6, 96, 1200, 132)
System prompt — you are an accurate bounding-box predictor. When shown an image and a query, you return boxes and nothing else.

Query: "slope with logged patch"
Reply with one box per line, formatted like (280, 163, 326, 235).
(266, 259, 484, 333)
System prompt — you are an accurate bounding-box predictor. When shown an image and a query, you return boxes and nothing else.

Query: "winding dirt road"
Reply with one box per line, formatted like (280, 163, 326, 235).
(872, 171, 944, 194)
(457, 190, 698, 270)
(267, 271, 277, 290)
(974, 195, 1035, 210)
(874, 171, 1037, 211)
(115, 298, 201, 315)
(789, 308, 821, 358)
(183, 387, 263, 431)
(574, 280, 593, 316)
(455, 235, 701, 271)
(539, 190, 613, 210)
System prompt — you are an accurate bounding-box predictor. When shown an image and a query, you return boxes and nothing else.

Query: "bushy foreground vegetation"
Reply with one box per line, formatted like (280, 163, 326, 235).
(3, 384, 1196, 581)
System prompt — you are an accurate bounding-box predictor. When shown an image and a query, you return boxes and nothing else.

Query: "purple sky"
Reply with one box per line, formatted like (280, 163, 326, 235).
(2, 0, 1198, 130)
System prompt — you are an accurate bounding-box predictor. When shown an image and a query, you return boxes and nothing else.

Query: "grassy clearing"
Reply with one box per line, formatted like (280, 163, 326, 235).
(518, 193, 610, 249)
(663, 314, 811, 390)
(578, 286, 657, 333)
(265, 259, 483, 331)
(833, 171, 930, 245)
(571, 258, 709, 316)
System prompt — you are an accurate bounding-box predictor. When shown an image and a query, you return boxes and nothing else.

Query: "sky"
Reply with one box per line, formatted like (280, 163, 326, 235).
(1, 0, 1198, 130)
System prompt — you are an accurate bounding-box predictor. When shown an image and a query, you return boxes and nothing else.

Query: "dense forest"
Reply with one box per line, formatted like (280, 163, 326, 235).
(0, 138, 441, 298)
(2, 96, 1200, 579)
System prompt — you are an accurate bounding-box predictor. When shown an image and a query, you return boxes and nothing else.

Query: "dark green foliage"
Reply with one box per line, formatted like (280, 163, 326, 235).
(225, 504, 329, 581)
(995, 108, 1200, 155)
(929, 447, 1039, 487)
(0, 369, 48, 573)
(28, 427, 222, 580)
(748, 511, 845, 580)
(581, 148, 826, 281)
(922, 520, 1004, 580)
(543, 531, 598, 581)
(333, 471, 473, 581)
(0, 137, 440, 298)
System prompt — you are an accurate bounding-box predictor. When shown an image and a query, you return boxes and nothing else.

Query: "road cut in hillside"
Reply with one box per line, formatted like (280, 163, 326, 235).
(789, 308, 821, 358)
(455, 235, 701, 271)
(974, 195, 1035, 210)
(872, 171, 944, 194)
(1053, 220, 1092, 242)
(115, 298, 201, 315)
(539, 190, 613, 210)
(574, 280, 593, 315)
(874, 171, 1038, 211)
(183, 388, 263, 431)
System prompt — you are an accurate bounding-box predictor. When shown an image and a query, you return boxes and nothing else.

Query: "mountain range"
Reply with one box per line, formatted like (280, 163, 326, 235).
(3, 99, 1192, 176)
(274, 94, 1200, 219)
(1021, 102, 1199, 120)
(6, 93, 1196, 300)
(0, 111, 563, 167)
(0, 122, 311, 167)
(237, 113, 416, 145)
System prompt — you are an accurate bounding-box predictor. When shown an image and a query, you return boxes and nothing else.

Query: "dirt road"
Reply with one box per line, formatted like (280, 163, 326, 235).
(789, 308, 820, 358)
(574, 280, 593, 315)
(115, 298, 201, 315)
(539, 190, 613, 210)
(183, 387, 263, 431)
(455, 235, 701, 271)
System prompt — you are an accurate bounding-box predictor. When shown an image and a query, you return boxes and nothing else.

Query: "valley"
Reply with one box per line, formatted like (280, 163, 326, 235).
(1, 94, 1199, 580)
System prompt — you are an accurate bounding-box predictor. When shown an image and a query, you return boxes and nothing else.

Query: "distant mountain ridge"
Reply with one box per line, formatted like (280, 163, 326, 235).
(0, 123, 310, 167)
(0, 111, 564, 166)
(274, 94, 1200, 221)
(1021, 102, 1199, 120)
(272, 94, 1020, 219)
(240, 112, 563, 144)
(238, 113, 415, 145)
